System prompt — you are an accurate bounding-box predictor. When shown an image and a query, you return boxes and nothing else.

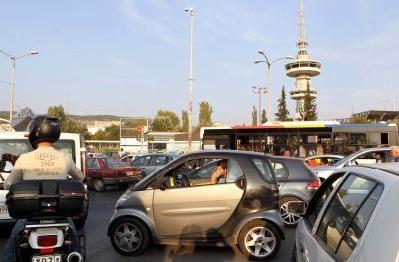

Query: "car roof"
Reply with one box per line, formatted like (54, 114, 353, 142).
(184, 150, 268, 158)
(341, 165, 399, 185)
(0, 131, 80, 140)
(352, 147, 392, 154)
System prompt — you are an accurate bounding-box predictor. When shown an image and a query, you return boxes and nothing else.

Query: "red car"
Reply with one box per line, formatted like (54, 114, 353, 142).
(86, 157, 142, 191)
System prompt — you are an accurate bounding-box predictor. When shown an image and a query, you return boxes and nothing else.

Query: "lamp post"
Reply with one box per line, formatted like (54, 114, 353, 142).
(252, 86, 267, 125)
(185, 7, 194, 152)
(0, 49, 39, 130)
(255, 50, 293, 121)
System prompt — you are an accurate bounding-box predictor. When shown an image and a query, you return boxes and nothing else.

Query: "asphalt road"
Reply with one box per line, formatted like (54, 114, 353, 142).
(0, 188, 295, 262)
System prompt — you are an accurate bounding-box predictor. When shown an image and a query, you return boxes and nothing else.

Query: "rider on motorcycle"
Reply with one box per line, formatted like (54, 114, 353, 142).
(2, 115, 84, 262)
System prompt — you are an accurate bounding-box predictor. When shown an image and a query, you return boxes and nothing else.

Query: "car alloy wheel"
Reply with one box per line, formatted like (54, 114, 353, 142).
(244, 226, 276, 258)
(279, 197, 304, 227)
(114, 223, 142, 253)
(238, 220, 280, 261)
(110, 217, 150, 256)
(94, 179, 105, 192)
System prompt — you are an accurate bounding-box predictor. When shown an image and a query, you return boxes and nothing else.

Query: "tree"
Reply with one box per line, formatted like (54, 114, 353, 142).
(275, 86, 292, 121)
(48, 105, 67, 123)
(181, 110, 189, 132)
(151, 110, 180, 132)
(261, 110, 267, 124)
(47, 105, 89, 137)
(198, 101, 214, 128)
(252, 106, 257, 126)
(298, 82, 317, 121)
(90, 124, 120, 140)
(350, 116, 371, 124)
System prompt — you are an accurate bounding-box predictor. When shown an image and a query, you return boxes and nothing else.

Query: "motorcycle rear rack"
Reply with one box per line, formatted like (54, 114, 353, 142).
(25, 222, 70, 229)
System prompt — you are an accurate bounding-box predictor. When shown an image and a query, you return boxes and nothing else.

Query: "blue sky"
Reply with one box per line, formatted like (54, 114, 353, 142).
(0, 0, 398, 124)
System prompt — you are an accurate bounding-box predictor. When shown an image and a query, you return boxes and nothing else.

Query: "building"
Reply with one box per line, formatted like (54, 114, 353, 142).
(285, 0, 321, 119)
(86, 121, 120, 135)
(351, 110, 399, 123)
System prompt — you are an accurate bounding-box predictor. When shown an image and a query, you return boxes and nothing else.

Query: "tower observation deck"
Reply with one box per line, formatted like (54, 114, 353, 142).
(285, 0, 321, 119)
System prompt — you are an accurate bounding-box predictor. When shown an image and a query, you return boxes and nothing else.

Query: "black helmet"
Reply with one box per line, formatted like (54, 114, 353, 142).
(28, 115, 61, 149)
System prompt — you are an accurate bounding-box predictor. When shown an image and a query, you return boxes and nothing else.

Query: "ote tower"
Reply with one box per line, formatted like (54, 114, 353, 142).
(285, 0, 321, 120)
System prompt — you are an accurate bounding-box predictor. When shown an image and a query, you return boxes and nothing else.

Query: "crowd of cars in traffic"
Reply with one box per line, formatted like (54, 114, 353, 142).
(1, 133, 398, 261)
(85, 146, 399, 261)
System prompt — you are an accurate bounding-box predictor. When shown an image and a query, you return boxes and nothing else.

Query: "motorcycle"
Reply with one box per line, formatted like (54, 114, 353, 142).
(5, 179, 86, 262)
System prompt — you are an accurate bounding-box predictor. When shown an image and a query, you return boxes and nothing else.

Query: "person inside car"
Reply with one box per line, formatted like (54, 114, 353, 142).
(2, 115, 84, 262)
(375, 152, 383, 163)
(211, 160, 228, 184)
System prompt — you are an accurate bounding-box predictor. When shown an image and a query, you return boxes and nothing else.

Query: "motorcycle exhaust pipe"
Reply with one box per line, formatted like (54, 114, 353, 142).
(67, 251, 83, 262)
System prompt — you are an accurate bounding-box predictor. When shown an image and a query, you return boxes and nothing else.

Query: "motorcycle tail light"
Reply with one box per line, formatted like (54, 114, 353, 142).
(38, 235, 58, 247)
(306, 178, 320, 190)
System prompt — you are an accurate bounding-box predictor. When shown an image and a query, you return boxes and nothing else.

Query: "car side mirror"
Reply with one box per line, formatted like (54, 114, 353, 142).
(286, 201, 306, 215)
(0, 161, 13, 173)
(235, 177, 246, 190)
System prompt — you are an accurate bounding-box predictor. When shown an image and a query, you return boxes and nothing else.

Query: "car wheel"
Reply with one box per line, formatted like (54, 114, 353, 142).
(238, 220, 281, 261)
(109, 217, 150, 256)
(94, 179, 105, 192)
(279, 197, 304, 227)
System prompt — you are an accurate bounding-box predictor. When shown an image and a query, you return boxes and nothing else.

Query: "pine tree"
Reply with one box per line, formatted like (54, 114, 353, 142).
(181, 110, 189, 132)
(275, 86, 291, 121)
(261, 110, 267, 124)
(299, 81, 317, 121)
(252, 106, 258, 126)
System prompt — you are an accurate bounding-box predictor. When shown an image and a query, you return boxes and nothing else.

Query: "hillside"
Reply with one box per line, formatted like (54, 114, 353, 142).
(0, 111, 125, 123)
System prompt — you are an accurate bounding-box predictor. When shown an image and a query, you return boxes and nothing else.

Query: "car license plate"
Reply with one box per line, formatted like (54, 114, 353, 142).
(126, 171, 134, 176)
(32, 255, 62, 262)
(0, 205, 8, 214)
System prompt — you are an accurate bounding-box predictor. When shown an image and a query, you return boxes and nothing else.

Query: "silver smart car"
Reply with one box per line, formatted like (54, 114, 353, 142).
(107, 151, 285, 260)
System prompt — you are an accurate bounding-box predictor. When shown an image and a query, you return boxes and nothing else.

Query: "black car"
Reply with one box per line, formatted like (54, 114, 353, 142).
(108, 150, 285, 260)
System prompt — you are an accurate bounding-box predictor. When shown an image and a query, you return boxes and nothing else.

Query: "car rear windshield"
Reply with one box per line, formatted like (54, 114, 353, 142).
(105, 158, 125, 168)
(252, 158, 276, 183)
(0, 139, 76, 164)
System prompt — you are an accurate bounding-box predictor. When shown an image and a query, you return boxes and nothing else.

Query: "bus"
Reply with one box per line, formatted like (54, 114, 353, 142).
(201, 121, 398, 157)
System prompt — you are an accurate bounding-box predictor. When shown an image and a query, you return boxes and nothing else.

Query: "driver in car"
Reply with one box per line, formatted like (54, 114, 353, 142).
(211, 160, 228, 184)
(2, 115, 84, 262)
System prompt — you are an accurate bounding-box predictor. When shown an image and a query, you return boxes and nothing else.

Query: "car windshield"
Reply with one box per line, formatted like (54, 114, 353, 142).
(105, 158, 125, 168)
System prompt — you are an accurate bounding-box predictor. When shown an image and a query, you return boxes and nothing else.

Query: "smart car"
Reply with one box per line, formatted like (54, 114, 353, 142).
(108, 150, 285, 260)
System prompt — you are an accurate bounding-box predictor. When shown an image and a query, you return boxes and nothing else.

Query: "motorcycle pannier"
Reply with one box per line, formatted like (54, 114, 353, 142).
(6, 180, 85, 219)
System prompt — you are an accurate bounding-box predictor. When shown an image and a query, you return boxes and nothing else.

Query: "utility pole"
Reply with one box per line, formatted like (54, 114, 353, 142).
(185, 7, 194, 152)
(0, 49, 38, 130)
(252, 86, 267, 125)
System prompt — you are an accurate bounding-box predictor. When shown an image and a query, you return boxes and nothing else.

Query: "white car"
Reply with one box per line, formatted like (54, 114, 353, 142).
(0, 132, 87, 226)
(314, 147, 392, 180)
(292, 164, 399, 262)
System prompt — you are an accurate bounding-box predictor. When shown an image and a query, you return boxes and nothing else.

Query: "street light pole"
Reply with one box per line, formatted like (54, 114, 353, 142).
(9, 58, 16, 130)
(185, 7, 194, 152)
(252, 86, 267, 125)
(255, 50, 293, 121)
(0, 49, 39, 130)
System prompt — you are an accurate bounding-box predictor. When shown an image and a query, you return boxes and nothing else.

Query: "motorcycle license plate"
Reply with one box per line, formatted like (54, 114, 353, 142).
(32, 254, 62, 262)
(0, 205, 7, 214)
